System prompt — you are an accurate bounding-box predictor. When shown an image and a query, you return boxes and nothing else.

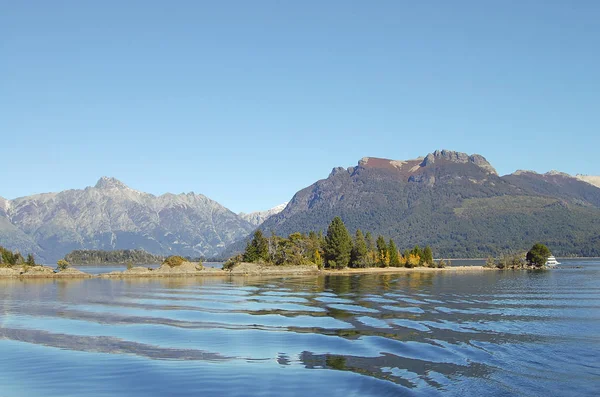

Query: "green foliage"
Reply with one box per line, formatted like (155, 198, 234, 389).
(314, 250, 323, 269)
(127, 261, 133, 270)
(375, 235, 388, 266)
(163, 255, 187, 267)
(226, 218, 437, 270)
(388, 239, 401, 267)
(486, 252, 529, 269)
(422, 246, 433, 266)
(1, 247, 17, 266)
(365, 232, 375, 251)
(64, 249, 163, 265)
(325, 355, 347, 370)
(526, 243, 551, 267)
(324, 217, 353, 269)
(243, 230, 269, 263)
(223, 254, 243, 270)
(273, 232, 312, 266)
(411, 245, 424, 265)
(0, 246, 38, 267)
(351, 229, 368, 268)
(56, 259, 70, 271)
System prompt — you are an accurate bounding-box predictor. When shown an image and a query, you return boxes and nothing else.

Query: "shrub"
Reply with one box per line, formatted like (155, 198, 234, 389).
(56, 259, 70, 271)
(485, 257, 496, 268)
(163, 256, 187, 267)
(223, 254, 242, 271)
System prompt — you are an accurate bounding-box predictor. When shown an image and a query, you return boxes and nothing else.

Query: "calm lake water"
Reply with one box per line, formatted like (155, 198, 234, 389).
(0, 259, 598, 396)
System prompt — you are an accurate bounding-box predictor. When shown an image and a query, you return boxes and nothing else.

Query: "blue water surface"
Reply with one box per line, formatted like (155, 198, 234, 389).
(0, 259, 598, 396)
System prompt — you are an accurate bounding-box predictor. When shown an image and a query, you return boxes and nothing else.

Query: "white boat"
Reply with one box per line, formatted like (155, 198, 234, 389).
(545, 255, 560, 266)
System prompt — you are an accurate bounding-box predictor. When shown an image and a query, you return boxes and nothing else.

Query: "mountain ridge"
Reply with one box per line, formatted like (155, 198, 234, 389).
(239, 202, 288, 227)
(0, 177, 256, 263)
(257, 150, 600, 258)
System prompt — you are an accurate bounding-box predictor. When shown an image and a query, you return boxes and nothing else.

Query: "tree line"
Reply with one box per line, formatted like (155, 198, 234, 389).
(64, 249, 164, 265)
(234, 217, 441, 269)
(0, 246, 36, 267)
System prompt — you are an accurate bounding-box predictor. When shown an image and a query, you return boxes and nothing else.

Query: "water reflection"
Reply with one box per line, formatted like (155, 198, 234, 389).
(0, 259, 598, 397)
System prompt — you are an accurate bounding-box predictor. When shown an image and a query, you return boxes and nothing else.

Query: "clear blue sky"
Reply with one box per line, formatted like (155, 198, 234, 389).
(2, 1, 599, 213)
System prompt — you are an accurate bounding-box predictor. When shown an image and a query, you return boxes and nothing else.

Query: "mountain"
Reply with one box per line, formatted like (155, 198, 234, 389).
(577, 175, 600, 189)
(239, 203, 288, 227)
(0, 177, 255, 263)
(258, 150, 600, 258)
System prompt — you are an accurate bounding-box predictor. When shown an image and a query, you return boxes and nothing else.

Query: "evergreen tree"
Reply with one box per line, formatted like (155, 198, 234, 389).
(26, 253, 36, 266)
(351, 229, 368, 268)
(388, 239, 400, 267)
(243, 230, 269, 262)
(365, 232, 375, 251)
(376, 235, 388, 267)
(324, 217, 353, 269)
(412, 245, 424, 265)
(526, 243, 551, 267)
(423, 245, 433, 266)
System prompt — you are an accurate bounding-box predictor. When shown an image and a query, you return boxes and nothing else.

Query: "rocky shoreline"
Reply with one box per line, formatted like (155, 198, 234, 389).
(0, 262, 496, 280)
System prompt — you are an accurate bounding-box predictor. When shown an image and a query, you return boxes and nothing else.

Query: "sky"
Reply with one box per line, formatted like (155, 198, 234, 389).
(1, 1, 599, 213)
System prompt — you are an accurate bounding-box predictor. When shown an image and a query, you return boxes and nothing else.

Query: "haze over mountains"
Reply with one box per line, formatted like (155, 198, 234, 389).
(1, 150, 599, 262)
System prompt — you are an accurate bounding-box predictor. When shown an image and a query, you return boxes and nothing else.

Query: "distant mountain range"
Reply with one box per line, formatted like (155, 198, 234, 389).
(258, 150, 600, 258)
(0, 177, 263, 263)
(2, 151, 599, 262)
(239, 203, 288, 226)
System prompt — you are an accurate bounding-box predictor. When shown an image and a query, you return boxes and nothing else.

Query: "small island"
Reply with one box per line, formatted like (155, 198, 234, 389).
(64, 249, 164, 265)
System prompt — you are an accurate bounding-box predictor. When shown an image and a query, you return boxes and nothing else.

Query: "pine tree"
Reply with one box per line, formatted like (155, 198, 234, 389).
(412, 245, 424, 265)
(376, 235, 388, 267)
(26, 253, 35, 266)
(351, 229, 368, 268)
(388, 239, 400, 267)
(243, 230, 269, 263)
(324, 217, 353, 269)
(365, 232, 374, 251)
(423, 245, 433, 266)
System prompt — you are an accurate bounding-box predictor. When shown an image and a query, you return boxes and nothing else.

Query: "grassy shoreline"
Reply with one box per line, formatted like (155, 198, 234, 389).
(0, 262, 494, 280)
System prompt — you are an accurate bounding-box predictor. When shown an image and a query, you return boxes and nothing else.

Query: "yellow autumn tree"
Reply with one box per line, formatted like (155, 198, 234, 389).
(406, 253, 420, 268)
(314, 250, 323, 269)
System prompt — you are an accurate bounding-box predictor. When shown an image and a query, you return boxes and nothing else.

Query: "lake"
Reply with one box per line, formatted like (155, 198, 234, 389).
(0, 259, 598, 396)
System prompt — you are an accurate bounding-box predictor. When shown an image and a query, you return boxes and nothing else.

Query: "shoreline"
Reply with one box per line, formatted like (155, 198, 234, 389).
(0, 263, 495, 280)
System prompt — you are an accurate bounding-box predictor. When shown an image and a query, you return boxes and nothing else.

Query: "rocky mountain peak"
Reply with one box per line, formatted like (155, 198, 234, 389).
(546, 170, 572, 178)
(239, 202, 289, 227)
(95, 177, 130, 190)
(329, 167, 349, 178)
(421, 150, 497, 175)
